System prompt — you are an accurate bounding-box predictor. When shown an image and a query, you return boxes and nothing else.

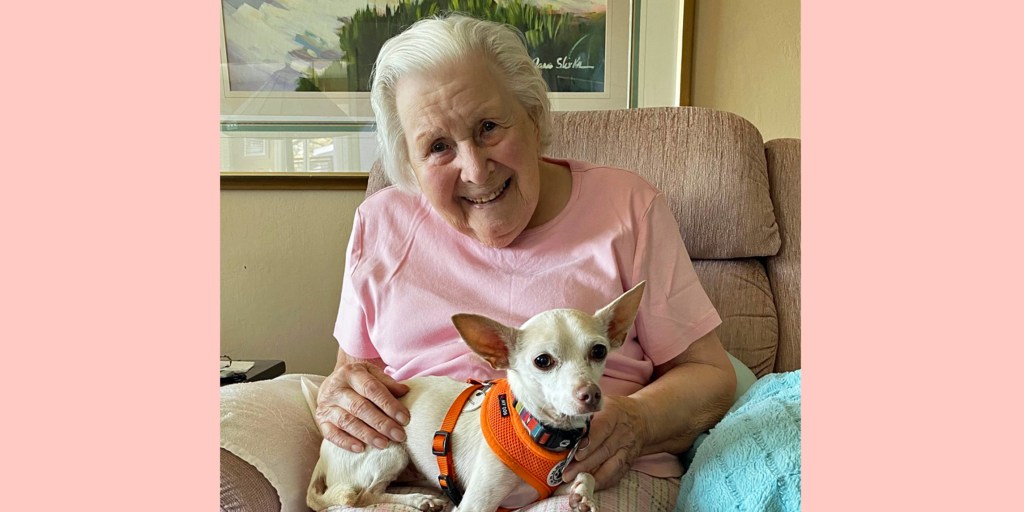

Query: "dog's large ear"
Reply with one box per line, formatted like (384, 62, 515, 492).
(299, 376, 321, 419)
(452, 314, 517, 370)
(595, 281, 646, 348)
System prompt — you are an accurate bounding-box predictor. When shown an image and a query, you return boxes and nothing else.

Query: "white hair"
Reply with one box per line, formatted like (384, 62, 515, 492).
(369, 13, 552, 193)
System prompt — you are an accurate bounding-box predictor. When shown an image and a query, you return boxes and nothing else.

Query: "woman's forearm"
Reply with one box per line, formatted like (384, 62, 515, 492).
(630, 332, 737, 455)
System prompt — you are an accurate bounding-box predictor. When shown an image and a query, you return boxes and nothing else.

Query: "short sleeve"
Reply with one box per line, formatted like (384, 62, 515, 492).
(632, 194, 721, 365)
(333, 209, 381, 360)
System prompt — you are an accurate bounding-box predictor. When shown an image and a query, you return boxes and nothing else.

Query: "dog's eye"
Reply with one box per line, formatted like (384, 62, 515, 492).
(590, 344, 608, 360)
(533, 354, 554, 370)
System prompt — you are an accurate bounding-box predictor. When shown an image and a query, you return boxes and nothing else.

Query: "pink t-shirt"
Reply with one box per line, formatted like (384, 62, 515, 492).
(334, 158, 721, 477)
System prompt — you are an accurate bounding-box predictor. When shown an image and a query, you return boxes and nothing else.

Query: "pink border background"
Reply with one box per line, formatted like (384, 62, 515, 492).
(4, 1, 220, 508)
(803, 1, 1024, 509)
(5, 1, 1024, 509)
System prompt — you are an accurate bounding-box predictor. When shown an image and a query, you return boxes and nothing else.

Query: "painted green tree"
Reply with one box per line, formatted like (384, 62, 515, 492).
(297, 0, 606, 93)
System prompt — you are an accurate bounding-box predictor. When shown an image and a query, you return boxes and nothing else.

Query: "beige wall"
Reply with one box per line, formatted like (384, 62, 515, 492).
(220, 1, 801, 376)
(221, 190, 365, 375)
(691, 0, 800, 141)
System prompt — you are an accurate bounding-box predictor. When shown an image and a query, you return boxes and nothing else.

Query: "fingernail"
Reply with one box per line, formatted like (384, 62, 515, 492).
(391, 428, 406, 442)
(397, 412, 410, 425)
(351, 443, 364, 453)
(373, 437, 388, 449)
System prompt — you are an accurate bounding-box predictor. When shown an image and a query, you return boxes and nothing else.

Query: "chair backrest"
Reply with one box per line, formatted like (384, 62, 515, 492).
(367, 107, 800, 376)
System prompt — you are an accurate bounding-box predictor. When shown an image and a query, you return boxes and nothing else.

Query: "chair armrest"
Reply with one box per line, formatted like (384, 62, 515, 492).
(764, 138, 801, 372)
(221, 448, 281, 512)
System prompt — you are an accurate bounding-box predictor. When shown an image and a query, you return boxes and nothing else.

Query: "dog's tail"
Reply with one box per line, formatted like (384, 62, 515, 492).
(308, 485, 362, 511)
(306, 459, 362, 510)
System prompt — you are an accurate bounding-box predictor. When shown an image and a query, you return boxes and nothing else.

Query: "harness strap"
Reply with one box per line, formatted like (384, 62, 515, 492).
(480, 379, 574, 502)
(432, 382, 483, 506)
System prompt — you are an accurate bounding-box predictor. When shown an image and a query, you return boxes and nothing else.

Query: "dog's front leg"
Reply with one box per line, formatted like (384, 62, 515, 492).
(453, 464, 518, 512)
(554, 472, 597, 512)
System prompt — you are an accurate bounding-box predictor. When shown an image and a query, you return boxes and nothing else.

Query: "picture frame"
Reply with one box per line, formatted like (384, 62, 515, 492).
(220, 0, 694, 188)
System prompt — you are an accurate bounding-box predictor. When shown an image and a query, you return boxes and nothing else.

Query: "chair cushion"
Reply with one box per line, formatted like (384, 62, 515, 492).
(549, 107, 781, 259)
(693, 260, 779, 376)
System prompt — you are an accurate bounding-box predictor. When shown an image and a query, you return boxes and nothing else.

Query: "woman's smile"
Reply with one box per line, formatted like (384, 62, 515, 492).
(462, 177, 512, 205)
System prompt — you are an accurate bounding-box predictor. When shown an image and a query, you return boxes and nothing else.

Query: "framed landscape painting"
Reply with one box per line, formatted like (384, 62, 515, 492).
(220, 0, 633, 121)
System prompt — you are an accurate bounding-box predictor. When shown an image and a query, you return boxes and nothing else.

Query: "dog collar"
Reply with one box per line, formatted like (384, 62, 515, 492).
(510, 395, 589, 452)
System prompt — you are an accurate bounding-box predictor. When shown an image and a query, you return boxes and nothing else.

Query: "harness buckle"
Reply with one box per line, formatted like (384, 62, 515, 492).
(432, 430, 451, 456)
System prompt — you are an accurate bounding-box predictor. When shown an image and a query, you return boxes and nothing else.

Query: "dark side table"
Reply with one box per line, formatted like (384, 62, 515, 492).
(220, 360, 286, 386)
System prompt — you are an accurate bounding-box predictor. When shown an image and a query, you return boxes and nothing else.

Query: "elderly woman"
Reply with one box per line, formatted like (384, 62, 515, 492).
(315, 13, 736, 500)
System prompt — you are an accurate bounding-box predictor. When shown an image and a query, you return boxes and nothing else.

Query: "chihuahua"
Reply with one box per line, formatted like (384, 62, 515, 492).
(305, 281, 646, 512)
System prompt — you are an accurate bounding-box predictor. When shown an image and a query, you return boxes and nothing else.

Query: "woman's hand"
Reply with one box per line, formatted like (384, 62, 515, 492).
(562, 395, 648, 490)
(562, 331, 735, 489)
(315, 357, 411, 452)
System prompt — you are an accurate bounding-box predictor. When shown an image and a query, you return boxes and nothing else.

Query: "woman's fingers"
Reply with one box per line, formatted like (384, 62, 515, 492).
(573, 414, 614, 464)
(563, 397, 643, 489)
(359, 364, 411, 424)
(316, 410, 366, 452)
(315, 362, 411, 451)
(589, 447, 632, 490)
(337, 387, 406, 448)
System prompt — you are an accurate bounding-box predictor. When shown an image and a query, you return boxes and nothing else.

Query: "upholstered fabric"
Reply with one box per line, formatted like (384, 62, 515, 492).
(221, 448, 280, 512)
(765, 139, 801, 372)
(366, 159, 391, 197)
(548, 107, 780, 260)
(693, 260, 779, 377)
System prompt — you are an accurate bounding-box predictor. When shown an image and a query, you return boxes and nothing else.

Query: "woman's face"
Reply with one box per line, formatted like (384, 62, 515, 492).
(394, 56, 543, 248)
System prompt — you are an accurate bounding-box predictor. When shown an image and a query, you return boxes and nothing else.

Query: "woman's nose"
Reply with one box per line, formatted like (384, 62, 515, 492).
(459, 146, 490, 184)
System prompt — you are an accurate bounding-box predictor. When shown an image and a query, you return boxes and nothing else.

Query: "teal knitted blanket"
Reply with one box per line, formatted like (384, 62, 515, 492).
(675, 370, 802, 512)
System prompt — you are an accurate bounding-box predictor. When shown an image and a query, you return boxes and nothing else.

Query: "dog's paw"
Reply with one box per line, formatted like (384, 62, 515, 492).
(570, 495, 596, 512)
(411, 494, 447, 512)
(569, 492, 596, 512)
(568, 473, 597, 512)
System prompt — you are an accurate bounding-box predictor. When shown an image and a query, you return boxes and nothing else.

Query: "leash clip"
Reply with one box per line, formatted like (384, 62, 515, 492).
(437, 474, 463, 504)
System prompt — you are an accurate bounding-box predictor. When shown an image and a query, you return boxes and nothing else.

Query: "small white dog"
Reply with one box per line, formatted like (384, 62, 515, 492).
(305, 282, 646, 512)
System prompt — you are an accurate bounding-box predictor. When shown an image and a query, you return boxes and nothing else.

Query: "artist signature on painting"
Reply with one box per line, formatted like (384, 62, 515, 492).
(533, 56, 595, 70)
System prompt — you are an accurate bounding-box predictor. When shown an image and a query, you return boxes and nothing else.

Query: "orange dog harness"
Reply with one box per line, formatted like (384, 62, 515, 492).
(433, 379, 588, 508)
(480, 379, 587, 500)
(432, 382, 483, 505)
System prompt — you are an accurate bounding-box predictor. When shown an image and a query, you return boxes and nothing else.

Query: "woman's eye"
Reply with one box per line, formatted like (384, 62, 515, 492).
(590, 344, 607, 360)
(534, 354, 554, 370)
(430, 142, 448, 154)
(481, 121, 497, 133)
